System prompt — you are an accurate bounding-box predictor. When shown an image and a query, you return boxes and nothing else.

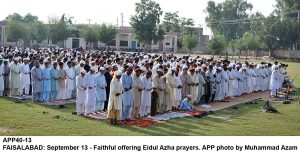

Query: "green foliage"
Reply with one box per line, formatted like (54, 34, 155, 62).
(241, 32, 261, 51)
(97, 24, 118, 45)
(163, 12, 195, 34)
(163, 12, 180, 32)
(205, 0, 253, 41)
(6, 13, 38, 23)
(182, 33, 197, 53)
(48, 14, 71, 43)
(30, 21, 49, 43)
(130, 0, 165, 47)
(208, 34, 226, 55)
(80, 26, 98, 43)
(6, 20, 29, 42)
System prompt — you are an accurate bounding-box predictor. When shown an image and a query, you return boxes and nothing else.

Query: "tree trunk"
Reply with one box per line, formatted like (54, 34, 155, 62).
(245, 50, 248, 59)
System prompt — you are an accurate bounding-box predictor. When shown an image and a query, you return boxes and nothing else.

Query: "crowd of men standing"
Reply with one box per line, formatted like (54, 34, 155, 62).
(0, 47, 289, 125)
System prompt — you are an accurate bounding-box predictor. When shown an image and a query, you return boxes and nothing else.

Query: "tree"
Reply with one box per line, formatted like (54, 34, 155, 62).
(205, 0, 253, 41)
(228, 39, 237, 58)
(97, 23, 118, 47)
(182, 33, 197, 55)
(241, 32, 261, 59)
(163, 12, 195, 34)
(208, 34, 226, 58)
(234, 37, 246, 59)
(30, 21, 49, 43)
(163, 12, 180, 32)
(23, 13, 38, 23)
(130, 0, 165, 51)
(48, 14, 71, 44)
(80, 26, 98, 50)
(6, 21, 29, 46)
(6, 13, 23, 22)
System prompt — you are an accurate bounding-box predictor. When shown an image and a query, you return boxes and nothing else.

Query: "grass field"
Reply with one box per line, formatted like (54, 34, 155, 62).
(0, 61, 299, 136)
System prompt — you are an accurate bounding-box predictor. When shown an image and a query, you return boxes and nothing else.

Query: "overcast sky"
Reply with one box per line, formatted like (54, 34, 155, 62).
(1, 0, 276, 35)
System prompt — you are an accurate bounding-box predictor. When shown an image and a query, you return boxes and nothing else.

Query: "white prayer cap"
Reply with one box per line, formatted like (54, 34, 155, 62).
(80, 69, 87, 74)
(171, 67, 176, 71)
(140, 66, 147, 72)
(90, 67, 97, 72)
(242, 64, 247, 67)
(127, 63, 133, 67)
(157, 68, 163, 72)
(217, 67, 223, 71)
(23, 58, 30, 61)
(99, 67, 105, 71)
(182, 65, 188, 69)
(195, 68, 200, 72)
(115, 70, 123, 76)
(187, 95, 192, 99)
(79, 60, 85, 64)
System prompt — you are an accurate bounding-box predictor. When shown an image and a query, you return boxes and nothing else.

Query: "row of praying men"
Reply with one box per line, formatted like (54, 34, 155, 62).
(0, 48, 290, 125)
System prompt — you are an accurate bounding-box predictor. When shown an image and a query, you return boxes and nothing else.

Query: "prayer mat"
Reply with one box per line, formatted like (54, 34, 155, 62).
(148, 112, 192, 121)
(84, 111, 108, 120)
(179, 111, 207, 117)
(8, 95, 32, 101)
(121, 118, 164, 127)
(41, 99, 76, 106)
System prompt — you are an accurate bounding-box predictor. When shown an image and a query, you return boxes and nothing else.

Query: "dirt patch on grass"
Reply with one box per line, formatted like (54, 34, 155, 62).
(0, 127, 14, 133)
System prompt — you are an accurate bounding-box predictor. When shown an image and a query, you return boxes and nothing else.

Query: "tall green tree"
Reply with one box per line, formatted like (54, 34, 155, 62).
(208, 34, 226, 57)
(241, 32, 261, 59)
(80, 25, 98, 49)
(182, 33, 197, 55)
(205, 0, 253, 41)
(30, 21, 49, 43)
(97, 24, 118, 47)
(48, 14, 71, 44)
(6, 21, 29, 46)
(130, 0, 165, 51)
(163, 12, 180, 32)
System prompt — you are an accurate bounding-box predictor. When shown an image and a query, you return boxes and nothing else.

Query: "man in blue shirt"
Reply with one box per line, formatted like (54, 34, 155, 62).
(180, 95, 194, 111)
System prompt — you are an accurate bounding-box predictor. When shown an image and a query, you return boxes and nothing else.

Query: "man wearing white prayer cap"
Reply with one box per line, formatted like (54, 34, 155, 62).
(20, 58, 31, 95)
(10, 57, 21, 96)
(107, 70, 123, 125)
(180, 65, 191, 100)
(166, 67, 176, 111)
(76, 69, 87, 115)
(95, 66, 107, 112)
(85, 66, 97, 115)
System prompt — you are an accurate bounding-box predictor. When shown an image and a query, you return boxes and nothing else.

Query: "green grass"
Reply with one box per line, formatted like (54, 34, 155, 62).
(0, 62, 300, 136)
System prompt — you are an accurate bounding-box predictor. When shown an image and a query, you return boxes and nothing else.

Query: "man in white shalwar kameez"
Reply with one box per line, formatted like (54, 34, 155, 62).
(221, 67, 229, 98)
(107, 71, 123, 125)
(270, 66, 281, 97)
(140, 71, 152, 117)
(85, 67, 97, 115)
(65, 62, 75, 100)
(95, 67, 107, 111)
(20, 58, 30, 95)
(189, 68, 199, 103)
(9, 58, 21, 96)
(131, 68, 144, 117)
(76, 70, 87, 115)
(174, 70, 182, 108)
(166, 67, 176, 110)
(227, 65, 235, 97)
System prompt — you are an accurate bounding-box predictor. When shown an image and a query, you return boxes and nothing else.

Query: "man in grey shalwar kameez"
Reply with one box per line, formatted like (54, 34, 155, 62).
(31, 61, 43, 102)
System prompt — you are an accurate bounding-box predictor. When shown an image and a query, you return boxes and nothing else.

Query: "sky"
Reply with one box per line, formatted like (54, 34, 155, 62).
(0, 0, 277, 35)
